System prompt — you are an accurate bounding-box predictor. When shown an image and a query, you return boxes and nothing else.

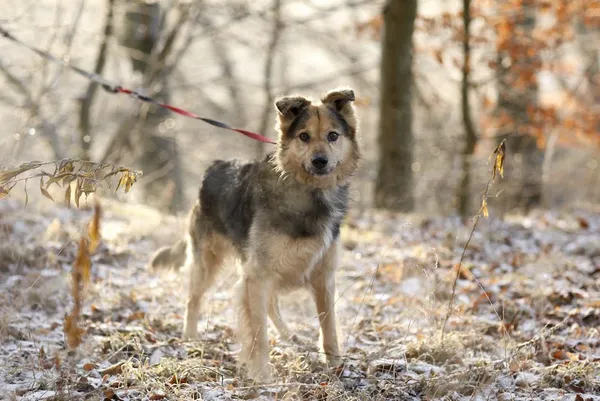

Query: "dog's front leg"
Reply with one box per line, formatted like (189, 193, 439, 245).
(237, 274, 272, 382)
(311, 240, 342, 367)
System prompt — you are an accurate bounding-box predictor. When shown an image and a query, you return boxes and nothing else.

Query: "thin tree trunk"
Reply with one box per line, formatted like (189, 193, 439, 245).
(457, 0, 477, 218)
(78, 0, 114, 160)
(257, 0, 283, 157)
(374, 0, 417, 211)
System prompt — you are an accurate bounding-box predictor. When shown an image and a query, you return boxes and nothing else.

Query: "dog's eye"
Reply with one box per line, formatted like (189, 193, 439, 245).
(298, 132, 310, 142)
(327, 132, 339, 142)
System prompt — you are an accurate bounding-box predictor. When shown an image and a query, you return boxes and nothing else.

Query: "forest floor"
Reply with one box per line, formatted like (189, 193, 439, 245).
(1, 198, 599, 401)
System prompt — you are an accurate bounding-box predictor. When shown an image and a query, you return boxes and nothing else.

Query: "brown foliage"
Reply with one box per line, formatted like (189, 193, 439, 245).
(0, 159, 142, 207)
(64, 202, 102, 349)
(354, 1, 599, 148)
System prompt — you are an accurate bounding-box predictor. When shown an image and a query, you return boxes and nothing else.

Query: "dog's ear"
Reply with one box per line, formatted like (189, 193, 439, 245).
(321, 89, 355, 114)
(275, 96, 311, 119)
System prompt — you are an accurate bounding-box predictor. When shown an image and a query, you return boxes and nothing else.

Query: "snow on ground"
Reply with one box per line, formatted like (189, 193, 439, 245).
(1, 198, 599, 400)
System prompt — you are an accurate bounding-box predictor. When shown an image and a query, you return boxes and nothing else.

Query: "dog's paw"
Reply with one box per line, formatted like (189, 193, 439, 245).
(326, 354, 343, 369)
(240, 362, 273, 384)
(181, 329, 199, 341)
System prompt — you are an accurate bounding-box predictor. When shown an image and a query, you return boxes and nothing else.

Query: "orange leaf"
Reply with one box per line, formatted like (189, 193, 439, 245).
(452, 263, 475, 280)
(75, 237, 92, 288)
(64, 313, 84, 348)
(83, 363, 96, 371)
(87, 202, 102, 253)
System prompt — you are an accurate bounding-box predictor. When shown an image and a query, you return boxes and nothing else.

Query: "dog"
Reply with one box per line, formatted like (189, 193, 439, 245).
(148, 88, 361, 382)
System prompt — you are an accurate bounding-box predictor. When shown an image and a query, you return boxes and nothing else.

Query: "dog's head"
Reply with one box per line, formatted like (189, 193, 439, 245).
(273, 88, 361, 189)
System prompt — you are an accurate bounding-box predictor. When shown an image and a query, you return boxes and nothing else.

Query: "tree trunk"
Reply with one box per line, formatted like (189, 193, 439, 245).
(374, 0, 417, 211)
(457, 0, 477, 218)
(106, 0, 185, 213)
(256, 0, 283, 158)
(495, 0, 543, 212)
(79, 0, 114, 161)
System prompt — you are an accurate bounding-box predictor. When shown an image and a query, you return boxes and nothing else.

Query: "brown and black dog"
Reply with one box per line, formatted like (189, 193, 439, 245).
(149, 88, 361, 381)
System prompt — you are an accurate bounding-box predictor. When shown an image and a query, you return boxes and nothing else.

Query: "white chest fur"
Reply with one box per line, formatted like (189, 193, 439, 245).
(247, 220, 335, 289)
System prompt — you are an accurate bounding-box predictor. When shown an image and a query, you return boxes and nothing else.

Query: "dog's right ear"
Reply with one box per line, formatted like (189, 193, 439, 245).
(275, 96, 311, 119)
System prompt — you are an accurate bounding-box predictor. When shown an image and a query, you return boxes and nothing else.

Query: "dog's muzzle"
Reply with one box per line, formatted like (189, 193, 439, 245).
(306, 155, 334, 176)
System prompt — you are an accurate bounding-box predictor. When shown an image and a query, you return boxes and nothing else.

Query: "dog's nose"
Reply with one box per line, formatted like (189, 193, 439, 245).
(311, 156, 329, 169)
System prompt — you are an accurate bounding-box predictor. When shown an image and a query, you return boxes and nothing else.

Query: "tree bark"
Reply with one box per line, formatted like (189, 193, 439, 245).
(374, 0, 417, 211)
(457, 0, 477, 218)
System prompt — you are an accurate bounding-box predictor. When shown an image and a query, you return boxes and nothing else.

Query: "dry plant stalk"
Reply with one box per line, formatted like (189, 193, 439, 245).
(0, 159, 142, 207)
(441, 139, 506, 340)
(64, 202, 102, 348)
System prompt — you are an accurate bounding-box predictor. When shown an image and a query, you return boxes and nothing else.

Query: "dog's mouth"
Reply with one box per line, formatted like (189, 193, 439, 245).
(304, 164, 336, 177)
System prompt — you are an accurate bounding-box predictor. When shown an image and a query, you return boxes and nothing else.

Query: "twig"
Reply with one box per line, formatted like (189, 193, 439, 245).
(441, 139, 506, 341)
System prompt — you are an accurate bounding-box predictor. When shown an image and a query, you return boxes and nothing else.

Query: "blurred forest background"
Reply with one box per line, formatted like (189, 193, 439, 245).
(1, 0, 598, 216)
(1, 1, 600, 400)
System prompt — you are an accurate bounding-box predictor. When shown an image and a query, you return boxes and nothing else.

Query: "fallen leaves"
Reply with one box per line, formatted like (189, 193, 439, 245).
(2, 190, 600, 400)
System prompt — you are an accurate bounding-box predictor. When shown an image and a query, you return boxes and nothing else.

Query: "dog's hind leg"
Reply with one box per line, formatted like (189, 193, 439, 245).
(183, 237, 221, 339)
(236, 274, 272, 382)
(183, 208, 224, 340)
(310, 240, 342, 367)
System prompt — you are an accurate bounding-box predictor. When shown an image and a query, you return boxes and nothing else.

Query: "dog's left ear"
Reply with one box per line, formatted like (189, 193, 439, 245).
(275, 96, 311, 118)
(321, 89, 355, 115)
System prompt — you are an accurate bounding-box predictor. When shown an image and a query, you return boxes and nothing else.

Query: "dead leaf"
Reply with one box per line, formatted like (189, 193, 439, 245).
(98, 361, 124, 376)
(83, 363, 96, 371)
(88, 202, 101, 253)
(482, 198, 489, 217)
(169, 374, 189, 385)
(551, 349, 567, 360)
(24, 179, 29, 208)
(40, 177, 55, 202)
(64, 313, 84, 348)
(75, 237, 92, 288)
(75, 179, 83, 208)
(126, 311, 146, 323)
(64, 184, 71, 208)
(492, 139, 506, 180)
(577, 217, 589, 229)
(0, 185, 9, 199)
(452, 263, 475, 280)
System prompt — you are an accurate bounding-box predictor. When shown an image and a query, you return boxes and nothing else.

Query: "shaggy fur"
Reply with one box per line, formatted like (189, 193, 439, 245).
(148, 88, 361, 382)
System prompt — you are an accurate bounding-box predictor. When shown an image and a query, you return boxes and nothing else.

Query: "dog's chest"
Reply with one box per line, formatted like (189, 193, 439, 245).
(257, 188, 346, 287)
(262, 224, 335, 288)
(271, 187, 346, 239)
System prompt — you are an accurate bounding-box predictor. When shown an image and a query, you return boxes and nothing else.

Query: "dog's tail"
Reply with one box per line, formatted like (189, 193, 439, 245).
(148, 238, 187, 272)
